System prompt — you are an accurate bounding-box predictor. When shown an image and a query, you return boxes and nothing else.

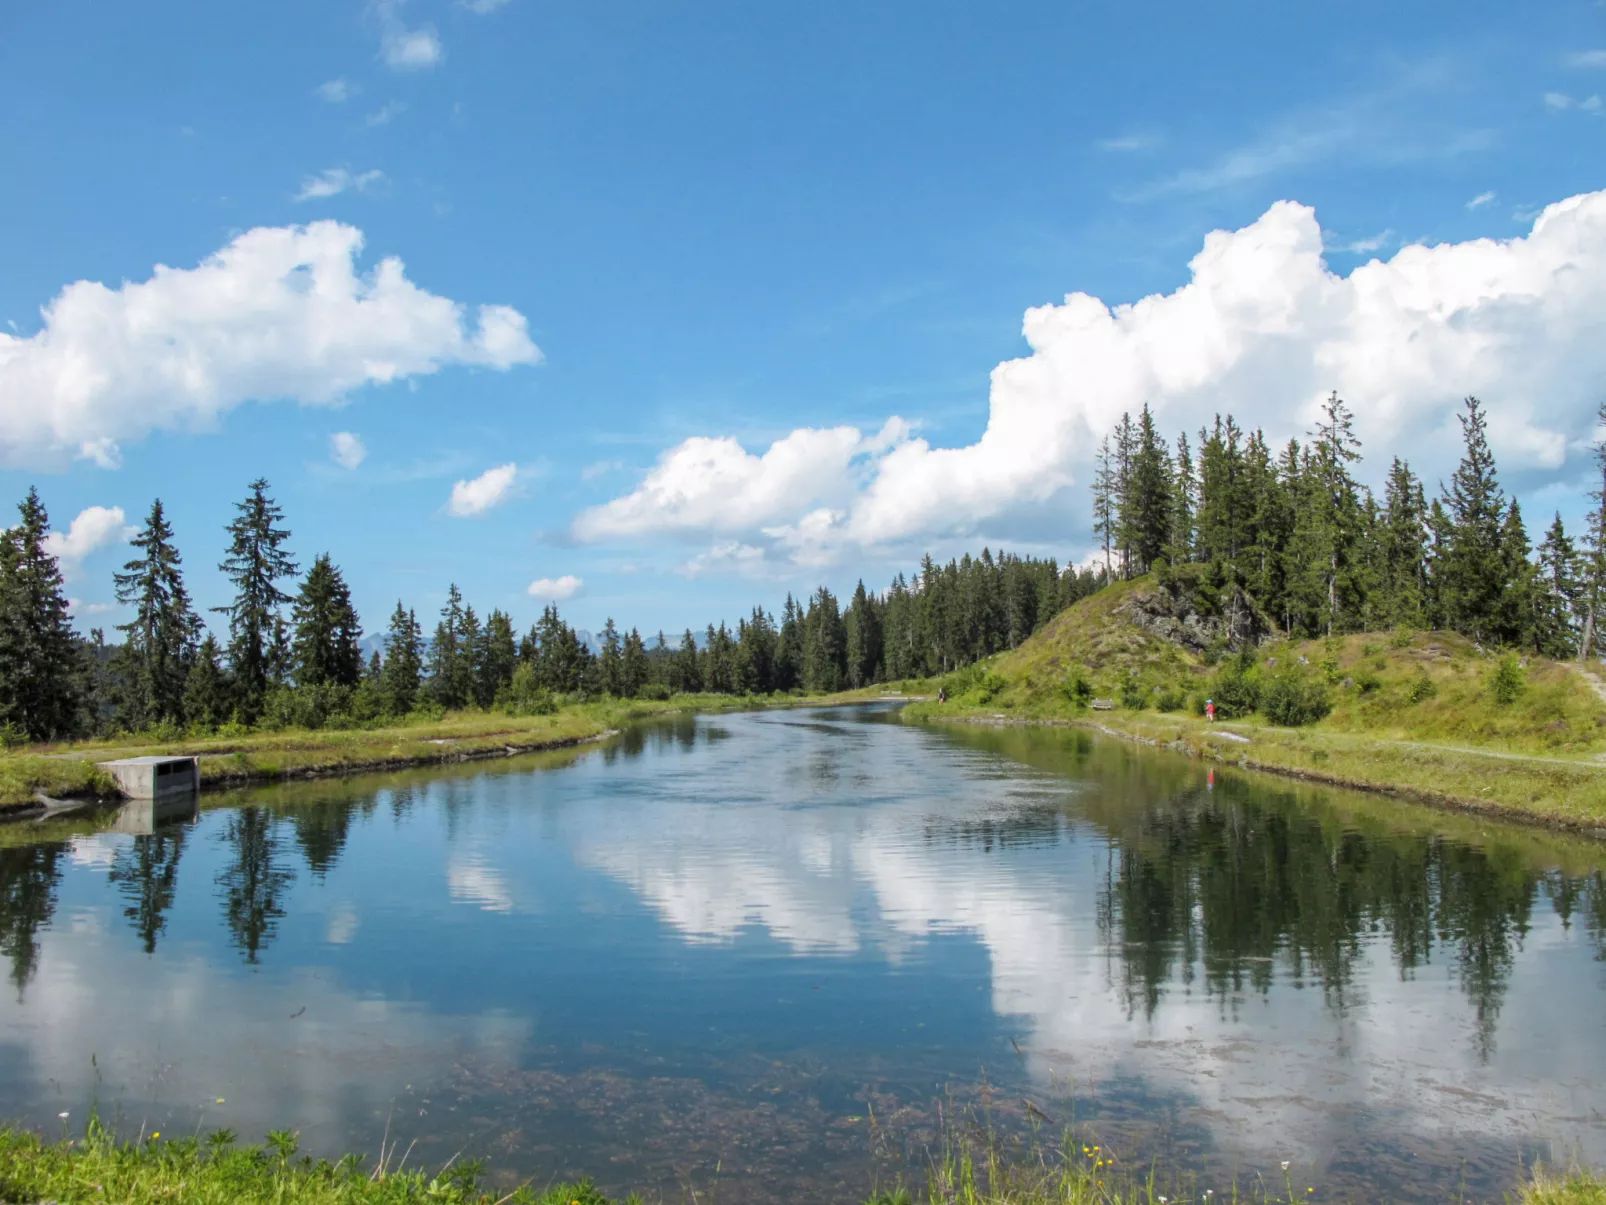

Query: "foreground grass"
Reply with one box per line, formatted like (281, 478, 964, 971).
(0, 688, 906, 810)
(0, 1124, 1597, 1205)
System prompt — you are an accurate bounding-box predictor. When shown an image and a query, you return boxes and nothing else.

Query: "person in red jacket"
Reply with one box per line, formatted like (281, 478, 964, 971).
(1205, 698, 1216, 722)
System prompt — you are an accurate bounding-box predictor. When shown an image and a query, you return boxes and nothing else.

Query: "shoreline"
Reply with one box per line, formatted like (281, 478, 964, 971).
(911, 707, 1606, 838)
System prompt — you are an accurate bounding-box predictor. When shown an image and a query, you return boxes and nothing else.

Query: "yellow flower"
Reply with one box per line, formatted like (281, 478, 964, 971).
(151, 1132, 160, 1139)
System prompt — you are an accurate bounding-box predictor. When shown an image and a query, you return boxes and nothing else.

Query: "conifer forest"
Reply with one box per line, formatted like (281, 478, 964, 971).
(0, 393, 1599, 744)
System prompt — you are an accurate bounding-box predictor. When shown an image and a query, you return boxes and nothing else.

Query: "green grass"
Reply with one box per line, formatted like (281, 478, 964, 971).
(0, 1123, 636, 1205)
(1, 1122, 1595, 1205)
(0, 687, 910, 811)
(908, 576, 1606, 828)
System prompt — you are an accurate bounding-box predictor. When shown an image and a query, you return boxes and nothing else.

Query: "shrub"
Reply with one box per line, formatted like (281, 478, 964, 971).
(636, 682, 673, 701)
(1060, 670, 1093, 707)
(1406, 669, 1437, 704)
(1259, 674, 1332, 726)
(976, 672, 1008, 704)
(499, 664, 560, 715)
(1207, 656, 1259, 719)
(1354, 671, 1382, 694)
(1389, 626, 1416, 649)
(1154, 685, 1187, 712)
(1487, 653, 1525, 705)
(1119, 674, 1148, 710)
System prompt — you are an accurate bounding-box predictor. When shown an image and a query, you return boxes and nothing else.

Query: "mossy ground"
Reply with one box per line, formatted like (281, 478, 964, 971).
(909, 576, 1606, 828)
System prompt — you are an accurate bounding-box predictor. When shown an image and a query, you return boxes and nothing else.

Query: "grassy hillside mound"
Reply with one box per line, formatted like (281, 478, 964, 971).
(927, 574, 1606, 760)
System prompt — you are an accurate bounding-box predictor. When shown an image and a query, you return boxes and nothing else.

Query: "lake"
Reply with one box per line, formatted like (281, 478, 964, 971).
(2, 704, 1605, 1202)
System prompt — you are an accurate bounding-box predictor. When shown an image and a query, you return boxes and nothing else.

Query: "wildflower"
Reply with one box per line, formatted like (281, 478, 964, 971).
(57, 1112, 68, 1119)
(152, 1132, 160, 1139)
(1281, 1162, 1290, 1171)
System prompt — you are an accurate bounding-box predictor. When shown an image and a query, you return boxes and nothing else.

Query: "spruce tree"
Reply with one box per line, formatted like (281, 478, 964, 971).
(845, 580, 882, 687)
(479, 610, 517, 705)
(182, 634, 231, 729)
(1123, 404, 1174, 573)
(1438, 397, 1508, 644)
(597, 619, 623, 696)
(113, 498, 202, 729)
(429, 585, 469, 708)
(1377, 458, 1428, 628)
(1579, 401, 1606, 661)
(621, 627, 650, 697)
(215, 479, 297, 721)
(0, 489, 83, 741)
(1534, 513, 1580, 658)
(290, 554, 363, 689)
(677, 629, 702, 693)
(380, 602, 424, 715)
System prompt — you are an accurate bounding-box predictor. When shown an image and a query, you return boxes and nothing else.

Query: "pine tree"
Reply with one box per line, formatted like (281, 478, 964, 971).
(845, 580, 882, 688)
(1579, 401, 1606, 661)
(1438, 397, 1508, 645)
(0, 489, 83, 741)
(1091, 437, 1117, 581)
(597, 619, 622, 696)
(621, 628, 650, 697)
(214, 479, 297, 721)
(803, 587, 845, 691)
(182, 634, 231, 729)
(479, 610, 517, 705)
(1377, 458, 1428, 629)
(112, 498, 202, 729)
(428, 585, 470, 709)
(1534, 513, 1580, 658)
(1123, 404, 1174, 573)
(774, 595, 803, 691)
(380, 602, 423, 715)
(676, 629, 702, 693)
(290, 554, 363, 689)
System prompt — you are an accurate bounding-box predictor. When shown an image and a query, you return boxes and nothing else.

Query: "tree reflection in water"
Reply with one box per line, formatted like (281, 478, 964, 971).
(107, 826, 189, 954)
(214, 806, 295, 965)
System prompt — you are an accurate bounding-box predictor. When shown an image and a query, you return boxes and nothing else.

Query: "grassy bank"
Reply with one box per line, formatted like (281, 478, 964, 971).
(906, 576, 1606, 830)
(0, 688, 908, 812)
(0, 1124, 1598, 1205)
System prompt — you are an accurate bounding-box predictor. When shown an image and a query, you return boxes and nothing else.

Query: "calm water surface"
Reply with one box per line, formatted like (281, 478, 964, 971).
(2, 705, 1605, 1201)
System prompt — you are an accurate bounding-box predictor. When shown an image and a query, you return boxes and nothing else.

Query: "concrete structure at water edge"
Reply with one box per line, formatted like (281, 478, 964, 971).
(110, 795, 200, 835)
(97, 755, 200, 802)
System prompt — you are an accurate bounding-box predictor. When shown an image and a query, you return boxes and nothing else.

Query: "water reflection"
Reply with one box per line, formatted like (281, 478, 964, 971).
(0, 711, 1600, 1203)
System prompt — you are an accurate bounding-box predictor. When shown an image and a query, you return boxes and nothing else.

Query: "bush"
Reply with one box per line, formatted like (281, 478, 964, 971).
(1487, 653, 1525, 705)
(1259, 674, 1332, 726)
(1060, 670, 1093, 707)
(498, 664, 560, 716)
(1119, 674, 1148, 710)
(1207, 656, 1259, 719)
(975, 672, 1008, 704)
(1407, 669, 1437, 704)
(259, 682, 354, 731)
(1354, 671, 1382, 694)
(1155, 685, 1187, 712)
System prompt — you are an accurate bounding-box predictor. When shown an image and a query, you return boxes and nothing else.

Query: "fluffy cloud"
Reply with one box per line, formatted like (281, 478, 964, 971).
(43, 506, 135, 578)
(314, 78, 353, 102)
(447, 463, 518, 516)
(375, 1, 443, 70)
(577, 189, 1606, 567)
(527, 574, 582, 601)
(294, 167, 385, 202)
(0, 220, 540, 468)
(330, 431, 366, 470)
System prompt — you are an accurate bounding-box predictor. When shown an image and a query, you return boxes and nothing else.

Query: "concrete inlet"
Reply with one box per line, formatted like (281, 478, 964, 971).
(97, 755, 200, 802)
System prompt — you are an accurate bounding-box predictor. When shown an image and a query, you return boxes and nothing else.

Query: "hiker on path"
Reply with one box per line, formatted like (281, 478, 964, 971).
(1205, 698, 1216, 723)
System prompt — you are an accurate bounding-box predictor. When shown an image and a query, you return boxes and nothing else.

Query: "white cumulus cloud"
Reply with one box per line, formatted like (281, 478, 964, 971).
(314, 78, 353, 103)
(0, 220, 541, 468)
(447, 463, 518, 516)
(577, 188, 1606, 569)
(43, 506, 136, 578)
(295, 167, 385, 202)
(330, 431, 366, 470)
(527, 574, 582, 601)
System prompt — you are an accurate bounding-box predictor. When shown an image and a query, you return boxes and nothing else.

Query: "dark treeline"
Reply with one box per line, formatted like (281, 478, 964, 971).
(1093, 392, 1606, 657)
(0, 479, 1103, 742)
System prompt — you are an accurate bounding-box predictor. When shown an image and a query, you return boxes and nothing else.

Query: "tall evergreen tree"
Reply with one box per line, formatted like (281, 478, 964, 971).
(597, 619, 623, 696)
(113, 499, 202, 729)
(1534, 513, 1580, 659)
(215, 479, 297, 721)
(1579, 401, 1606, 661)
(182, 634, 231, 729)
(1437, 397, 1508, 644)
(845, 580, 882, 688)
(621, 627, 650, 697)
(428, 585, 471, 709)
(1122, 405, 1175, 574)
(290, 554, 363, 689)
(380, 603, 424, 715)
(479, 610, 518, 705)
(0, 489, 83, 741)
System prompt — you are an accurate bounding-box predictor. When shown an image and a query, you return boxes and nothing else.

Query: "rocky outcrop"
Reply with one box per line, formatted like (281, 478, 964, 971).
(1113, 583, 1272, 652)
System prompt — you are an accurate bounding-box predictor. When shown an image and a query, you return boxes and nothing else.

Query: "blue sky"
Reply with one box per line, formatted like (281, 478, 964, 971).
(1, 0, 1604, 640)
